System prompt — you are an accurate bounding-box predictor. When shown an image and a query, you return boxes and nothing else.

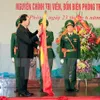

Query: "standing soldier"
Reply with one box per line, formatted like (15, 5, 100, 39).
(60, 19, 80, 92)
(11, 18, 20, 92)
(38, 19, 55, 92)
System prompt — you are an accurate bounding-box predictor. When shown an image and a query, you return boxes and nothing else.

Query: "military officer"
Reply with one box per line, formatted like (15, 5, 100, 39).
(11, 18, 20, 92)
(38, 19, 55, 92)
(60, 19, 80, 92)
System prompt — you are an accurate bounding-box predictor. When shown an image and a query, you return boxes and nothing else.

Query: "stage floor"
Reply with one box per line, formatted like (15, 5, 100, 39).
(0, 78, 100, 97)
(0, 86, 100, 97)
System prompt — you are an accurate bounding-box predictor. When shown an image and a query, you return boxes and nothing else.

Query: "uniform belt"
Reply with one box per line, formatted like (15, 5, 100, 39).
(47, 46, 52, 48)
(62, 48, 77, 57)
(62, 48, 77, 53)
(67, 49, 77, 52)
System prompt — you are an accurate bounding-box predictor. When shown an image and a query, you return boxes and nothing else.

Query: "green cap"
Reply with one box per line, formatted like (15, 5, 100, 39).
(65, 19, 75, 28)
(16, 18, 20, 27)
(38, 19, 49, 26)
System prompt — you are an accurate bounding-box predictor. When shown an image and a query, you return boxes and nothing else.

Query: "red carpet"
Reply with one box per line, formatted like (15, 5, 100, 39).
(1, 96, 100, 100)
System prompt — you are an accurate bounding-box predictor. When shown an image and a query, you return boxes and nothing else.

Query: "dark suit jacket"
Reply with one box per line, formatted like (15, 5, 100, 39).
(16, 25, 39, 58)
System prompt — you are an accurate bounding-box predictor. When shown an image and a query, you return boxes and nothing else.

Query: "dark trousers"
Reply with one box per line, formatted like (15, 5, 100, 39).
(63, 58, 77, 90)
(16, 58, 30, 93)
(40, 58, 53, 90)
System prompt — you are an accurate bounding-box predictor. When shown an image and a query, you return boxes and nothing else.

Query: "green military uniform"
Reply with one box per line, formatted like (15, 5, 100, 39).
(11, 33, 19, 90)
(11, 33, 18, 58)
(46, 30, 55, 71)
(38, 19, 55, 91)
(11, 18, 20, 91)
(60, 20, 80, 91)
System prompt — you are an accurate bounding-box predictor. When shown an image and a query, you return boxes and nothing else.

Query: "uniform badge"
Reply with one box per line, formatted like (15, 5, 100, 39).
(73, 38, 77, 42)
(67, 22, 72, 26)
(65, 36, 68, 39)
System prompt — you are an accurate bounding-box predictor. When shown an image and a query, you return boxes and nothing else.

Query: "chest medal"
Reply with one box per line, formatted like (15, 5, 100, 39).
(73, 38, 77, 42)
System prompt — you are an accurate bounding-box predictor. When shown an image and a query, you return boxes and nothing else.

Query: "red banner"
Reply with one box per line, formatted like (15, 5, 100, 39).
(39, 11, 54, 96)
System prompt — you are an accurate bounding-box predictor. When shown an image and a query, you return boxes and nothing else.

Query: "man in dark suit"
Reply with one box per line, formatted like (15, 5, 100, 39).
(60, 20, 80, 92)
(16, 14, 41, 97)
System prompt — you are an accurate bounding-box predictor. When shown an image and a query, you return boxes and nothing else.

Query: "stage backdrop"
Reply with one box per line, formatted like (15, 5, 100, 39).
(0, 0, 100, 79)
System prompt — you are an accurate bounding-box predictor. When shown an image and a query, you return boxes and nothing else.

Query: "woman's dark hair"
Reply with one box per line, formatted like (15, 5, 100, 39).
(20, 14, 28, 23)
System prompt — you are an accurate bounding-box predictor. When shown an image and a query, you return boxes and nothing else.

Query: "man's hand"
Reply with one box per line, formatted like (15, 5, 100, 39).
(60, 59, 64, 64)
(62, 48, 67, 57)
(14, 46, 18, 55)
(62, 48, 66, 53)
(12, 58, 14, 63)
(35, 41, 39, 44)
(46, 36, 48, 38)
(77, 59, 80, 63)
(38, 25, 43, 36)
(34, 48, 40, 55)
(62, 48, 70, 57)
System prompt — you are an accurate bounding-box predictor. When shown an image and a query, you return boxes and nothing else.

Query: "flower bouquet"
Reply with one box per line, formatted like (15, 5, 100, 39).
(77, 60, 97, 79)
